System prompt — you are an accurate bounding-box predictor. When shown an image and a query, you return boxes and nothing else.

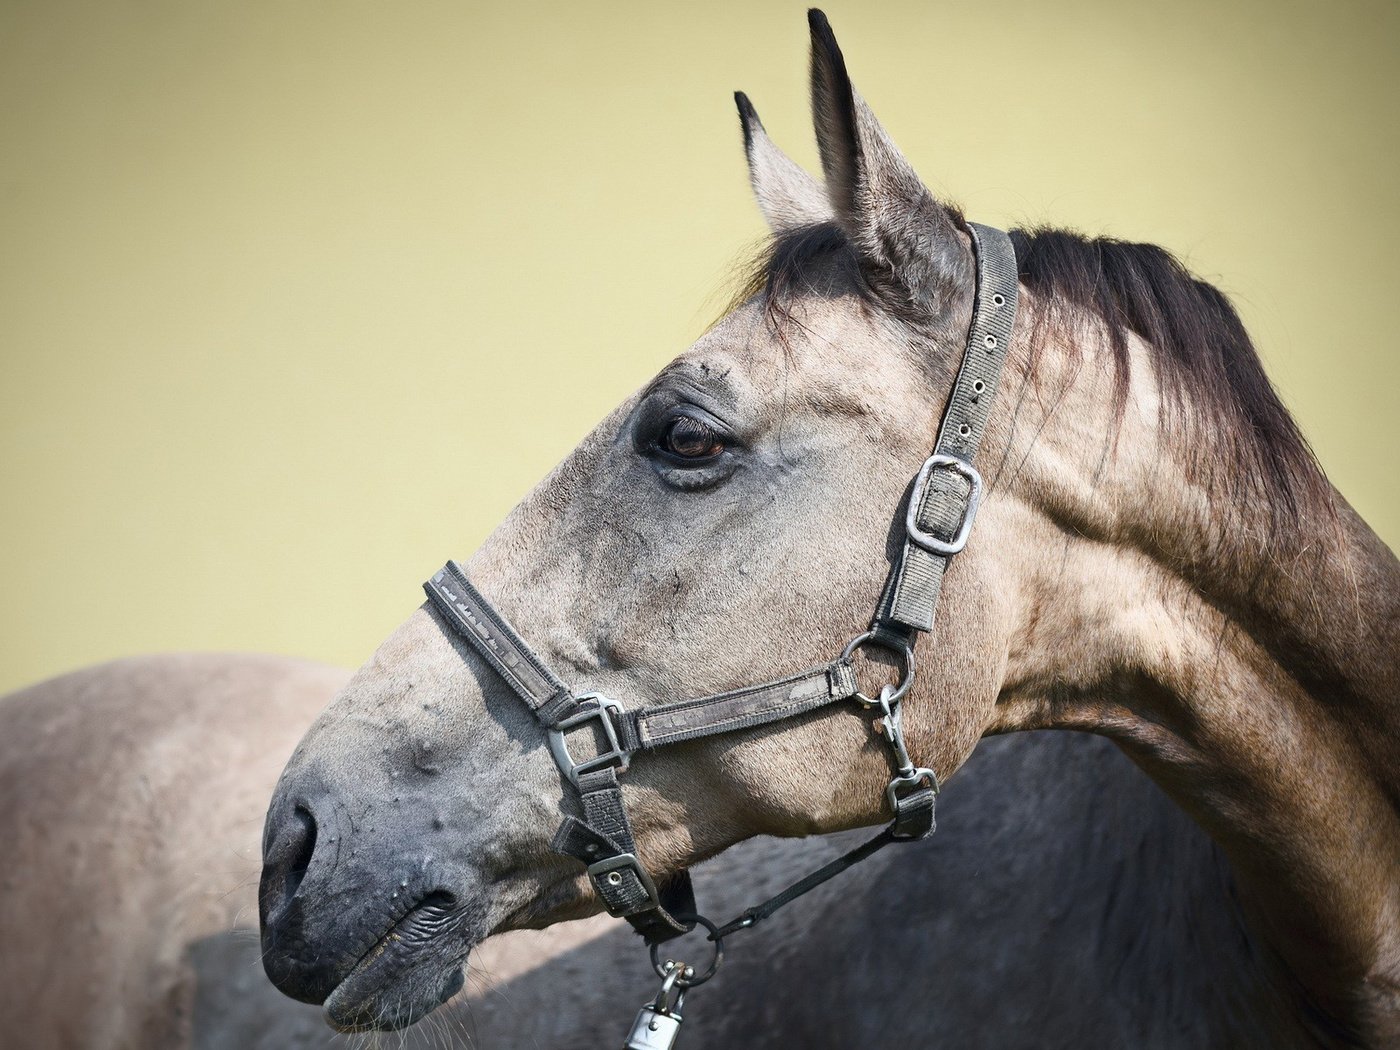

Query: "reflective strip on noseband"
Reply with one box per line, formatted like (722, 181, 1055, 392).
(421, 222, 1019, 949)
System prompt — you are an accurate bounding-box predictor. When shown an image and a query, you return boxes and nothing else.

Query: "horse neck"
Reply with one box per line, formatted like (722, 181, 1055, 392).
(990, 323, 1400, 1043)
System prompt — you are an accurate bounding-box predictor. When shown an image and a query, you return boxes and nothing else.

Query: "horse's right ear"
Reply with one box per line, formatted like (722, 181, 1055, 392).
(735, 91, 834, 234)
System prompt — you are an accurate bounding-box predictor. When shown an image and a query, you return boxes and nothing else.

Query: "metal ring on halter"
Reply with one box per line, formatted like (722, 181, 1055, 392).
(840, 631, 915, 707)
(649, 913, 724, 987)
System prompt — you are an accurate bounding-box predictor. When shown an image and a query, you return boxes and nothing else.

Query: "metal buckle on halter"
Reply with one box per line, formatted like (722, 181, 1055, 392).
(586, 852, 662, 914)
(886, 767, 939, 812)
(548, 693, 630, 788)
(905, 453, 983, 556)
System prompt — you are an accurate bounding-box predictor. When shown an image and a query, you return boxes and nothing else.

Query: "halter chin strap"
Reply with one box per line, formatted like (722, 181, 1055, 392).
(422, 222, 1018, 946)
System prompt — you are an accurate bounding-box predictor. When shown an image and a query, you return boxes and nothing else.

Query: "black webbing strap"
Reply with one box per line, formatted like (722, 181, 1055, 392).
(709, 826, 903, 940)
(616, 661, 857, 752)
(426, 564, 576, 726)
(551, 769, 697, 942)
(875, 222, 1019, 635)
(890, 776, 936, 838)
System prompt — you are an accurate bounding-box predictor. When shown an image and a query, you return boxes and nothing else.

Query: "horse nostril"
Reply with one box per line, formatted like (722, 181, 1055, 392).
(261, 805, 318, 923)
(284, 806, 317, 901)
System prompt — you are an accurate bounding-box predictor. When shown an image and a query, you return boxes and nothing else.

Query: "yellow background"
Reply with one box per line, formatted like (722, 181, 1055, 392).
(2, 1, 1396, 695)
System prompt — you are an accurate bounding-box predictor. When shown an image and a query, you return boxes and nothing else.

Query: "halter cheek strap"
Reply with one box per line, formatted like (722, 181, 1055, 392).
(423, 222, 1018, 947)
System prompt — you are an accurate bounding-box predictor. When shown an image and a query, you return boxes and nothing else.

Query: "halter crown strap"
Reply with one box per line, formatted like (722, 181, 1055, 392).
(876, 222, 1019, 634)
(422, 222, 1020, 947)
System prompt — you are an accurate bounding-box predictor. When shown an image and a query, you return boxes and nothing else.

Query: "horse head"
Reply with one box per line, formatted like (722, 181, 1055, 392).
(258, 11, 1013, 1028)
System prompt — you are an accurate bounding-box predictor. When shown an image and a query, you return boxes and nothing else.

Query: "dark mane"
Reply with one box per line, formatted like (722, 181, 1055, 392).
(738, 222, 1328, 522)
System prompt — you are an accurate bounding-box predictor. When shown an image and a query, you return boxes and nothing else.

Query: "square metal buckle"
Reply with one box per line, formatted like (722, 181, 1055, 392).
(905, 453, 983, 556)
(547, 693, 629, 788)
(585, 852, 661, 914)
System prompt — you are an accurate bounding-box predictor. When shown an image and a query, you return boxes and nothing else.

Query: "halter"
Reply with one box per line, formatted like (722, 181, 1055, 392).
(423, 222, 1018, 1030)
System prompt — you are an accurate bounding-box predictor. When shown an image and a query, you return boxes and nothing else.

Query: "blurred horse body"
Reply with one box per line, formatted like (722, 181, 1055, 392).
(1, 653, 1306, 1048)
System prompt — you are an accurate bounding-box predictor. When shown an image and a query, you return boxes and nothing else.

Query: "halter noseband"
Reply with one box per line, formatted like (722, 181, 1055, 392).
(423, 221, 1018, 990)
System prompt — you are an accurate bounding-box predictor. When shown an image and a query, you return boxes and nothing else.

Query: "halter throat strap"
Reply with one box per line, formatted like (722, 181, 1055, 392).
(422, 221, 1019, 945)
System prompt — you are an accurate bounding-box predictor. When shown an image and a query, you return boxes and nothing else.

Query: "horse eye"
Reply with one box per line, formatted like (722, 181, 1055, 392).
(659, 416, 724, 461)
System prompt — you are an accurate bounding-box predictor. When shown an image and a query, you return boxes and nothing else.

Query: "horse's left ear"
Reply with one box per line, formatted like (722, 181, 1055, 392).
(735, 91, 835, 234)
(807, 9, 969, 315)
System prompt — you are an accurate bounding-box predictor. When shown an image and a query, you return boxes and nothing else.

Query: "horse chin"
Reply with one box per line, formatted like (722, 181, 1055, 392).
(321, 894, 472, 1032)
(325, 965, 465, 1032)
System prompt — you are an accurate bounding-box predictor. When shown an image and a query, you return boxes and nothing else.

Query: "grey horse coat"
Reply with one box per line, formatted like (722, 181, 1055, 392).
(0, 654, 1302, 1048)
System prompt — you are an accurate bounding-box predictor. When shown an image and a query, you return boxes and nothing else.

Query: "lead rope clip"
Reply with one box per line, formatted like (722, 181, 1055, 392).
(623, 962, 689, 1050)
(874, 683, 939, 815)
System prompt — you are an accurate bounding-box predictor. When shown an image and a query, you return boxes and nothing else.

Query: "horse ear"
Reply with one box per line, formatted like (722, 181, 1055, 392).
(807, 9, 969, 313)
(735, 91, 834, 233)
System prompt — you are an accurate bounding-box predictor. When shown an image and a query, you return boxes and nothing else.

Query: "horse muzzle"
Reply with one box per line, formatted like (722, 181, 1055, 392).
(258, 780, 476, 1028)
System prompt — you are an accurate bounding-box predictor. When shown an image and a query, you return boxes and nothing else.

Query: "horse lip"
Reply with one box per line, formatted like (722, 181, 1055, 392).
(322, 891, 469, 1032)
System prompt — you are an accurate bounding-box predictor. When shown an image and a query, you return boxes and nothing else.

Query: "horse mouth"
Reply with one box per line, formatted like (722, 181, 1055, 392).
(322, 891, 470, 1032)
